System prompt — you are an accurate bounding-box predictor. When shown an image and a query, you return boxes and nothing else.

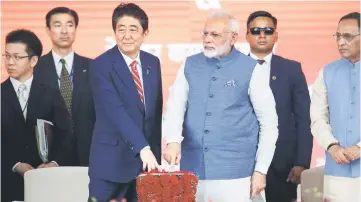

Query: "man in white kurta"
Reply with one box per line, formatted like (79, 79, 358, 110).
(311, 12, 360, 202)
(162, 9, 279, 202)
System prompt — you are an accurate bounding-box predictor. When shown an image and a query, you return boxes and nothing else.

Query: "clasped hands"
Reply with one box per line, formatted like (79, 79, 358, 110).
(328, 144, 360, 164)
(15, 162, 57, 176)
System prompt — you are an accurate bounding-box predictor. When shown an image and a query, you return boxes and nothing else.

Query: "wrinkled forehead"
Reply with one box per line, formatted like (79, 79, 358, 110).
(204, 17, 230, 32)
(337, 19, 359, 34)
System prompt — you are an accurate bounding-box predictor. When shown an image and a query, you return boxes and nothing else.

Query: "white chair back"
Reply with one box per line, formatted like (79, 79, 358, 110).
(24, 167, 89, 202)
(301, 166, 325, 202)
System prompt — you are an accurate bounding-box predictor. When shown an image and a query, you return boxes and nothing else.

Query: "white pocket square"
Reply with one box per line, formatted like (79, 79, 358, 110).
(224, 80, 236, 87)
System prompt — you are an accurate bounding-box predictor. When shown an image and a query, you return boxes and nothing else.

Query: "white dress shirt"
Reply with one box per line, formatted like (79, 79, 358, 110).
(10, 76, 33, 172)
(52, 50, 74, 86)
(249, 52, 273, 79)
(162, 53, 279, 175)
(10, 75, 58, 171)
(118, 48, 150, 151)
(118, 49, 145, 94)
(10, 76, 33, 118)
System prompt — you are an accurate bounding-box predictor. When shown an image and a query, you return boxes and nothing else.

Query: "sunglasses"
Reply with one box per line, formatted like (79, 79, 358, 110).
(249, 27, 275, 35)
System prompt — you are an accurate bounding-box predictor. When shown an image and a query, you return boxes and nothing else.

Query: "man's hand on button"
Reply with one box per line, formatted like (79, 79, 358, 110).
(164, 142, 181, 166)
(140, 147, 159, 172)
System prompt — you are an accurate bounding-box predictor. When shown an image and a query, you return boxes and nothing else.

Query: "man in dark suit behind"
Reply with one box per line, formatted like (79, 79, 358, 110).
(246, 11, 313, 202)
(88, 3, 163, 202)
(1, 29, 73, 202)
(34, 7, 95, 166)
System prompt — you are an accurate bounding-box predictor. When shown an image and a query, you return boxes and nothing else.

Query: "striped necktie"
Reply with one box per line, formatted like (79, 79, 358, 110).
(59, 58, 73, 118)
(130, 61, 144, 104)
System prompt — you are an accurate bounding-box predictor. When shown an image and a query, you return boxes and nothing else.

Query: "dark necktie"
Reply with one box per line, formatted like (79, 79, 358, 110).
(59, 59, 73, 118)
(257, 59, 266, 65)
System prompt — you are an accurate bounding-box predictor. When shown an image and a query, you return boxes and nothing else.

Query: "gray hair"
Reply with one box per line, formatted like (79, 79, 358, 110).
(207, 9, 240, 33)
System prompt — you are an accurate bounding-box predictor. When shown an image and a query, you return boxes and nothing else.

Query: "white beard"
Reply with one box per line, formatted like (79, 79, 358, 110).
(203, 39, 232, 58)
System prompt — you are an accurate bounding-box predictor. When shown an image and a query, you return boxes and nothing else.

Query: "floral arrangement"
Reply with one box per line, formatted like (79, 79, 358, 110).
(136, 169, 199, 202)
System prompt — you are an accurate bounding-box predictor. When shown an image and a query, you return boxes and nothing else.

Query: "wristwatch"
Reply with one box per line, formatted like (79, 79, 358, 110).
(327, 142, 340, 151)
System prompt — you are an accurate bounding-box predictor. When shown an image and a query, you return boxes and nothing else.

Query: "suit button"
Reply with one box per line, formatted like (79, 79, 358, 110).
(204, 147, 209, 152)
(216, 65, 221, 69)
(131, 147, 134, 150)
(25, 145, 29, 149)
(211, 77, 217, 81)
(206, 112, 211, 116)
(209, 94, 214, 98)
(204, 130, 209, 134)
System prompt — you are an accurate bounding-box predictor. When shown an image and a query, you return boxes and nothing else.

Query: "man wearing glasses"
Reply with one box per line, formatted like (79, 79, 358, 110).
(1, 29, 72, 202)
(163, 9, 278, 202)
(246, 11, 313, 202)
(311, 12, 360, 202)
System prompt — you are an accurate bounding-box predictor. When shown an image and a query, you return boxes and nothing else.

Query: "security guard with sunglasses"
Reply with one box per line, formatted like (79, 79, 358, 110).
(246, 11, 313, 202)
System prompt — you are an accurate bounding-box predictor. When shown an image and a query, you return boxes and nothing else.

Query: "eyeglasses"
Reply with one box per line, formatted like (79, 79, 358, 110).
(2, 54, 33, 61)
(249, 27, 275, 35)
(201, 31, 233, 39)
(333, 33, 360, 42)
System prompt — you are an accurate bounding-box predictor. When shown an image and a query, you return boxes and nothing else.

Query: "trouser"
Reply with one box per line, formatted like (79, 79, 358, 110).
(324, 175, 360, 202)
(196, 177, 259, 202)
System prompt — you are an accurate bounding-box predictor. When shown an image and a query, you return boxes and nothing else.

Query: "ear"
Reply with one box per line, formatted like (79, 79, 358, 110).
(30, 56, 39, 68)
(143, 29, 149, 37)
(246, 31, 250, 43)
(274, 31, 279, 43)
(228, 32, 238, 46)
(46, 26, 51, 37)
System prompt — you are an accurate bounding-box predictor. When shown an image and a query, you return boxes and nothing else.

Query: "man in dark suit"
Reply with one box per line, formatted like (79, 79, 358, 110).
(34, 7, 95, 166)
(246, 11, 313, 202)
(88, 3, 163, 202)
(1, 29, 73, 202)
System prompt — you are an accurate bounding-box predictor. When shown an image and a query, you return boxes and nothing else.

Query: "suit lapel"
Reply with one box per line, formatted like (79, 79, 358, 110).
(42, 51, 59, 89)
(140, 51, 152, 116)
(2, 79, 25, 122)
(270, 55, 281, 91)
(26, 78, 43, 122)
(71, 54, 85, 116)
(110, 46, 145, 114)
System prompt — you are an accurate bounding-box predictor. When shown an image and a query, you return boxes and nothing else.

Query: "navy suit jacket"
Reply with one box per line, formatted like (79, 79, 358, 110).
(34, 51, 95, 166)
(269, 55, 313, 172)
(88, 46, 163, 183)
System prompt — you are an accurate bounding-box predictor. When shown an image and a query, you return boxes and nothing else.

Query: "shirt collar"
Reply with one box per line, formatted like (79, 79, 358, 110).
(52, 50, 74, 66)
(341, 57, 360, 66)
(118, 47, 142, 67)
(249, 52, 273, 65)
(10, 75, 33, 91)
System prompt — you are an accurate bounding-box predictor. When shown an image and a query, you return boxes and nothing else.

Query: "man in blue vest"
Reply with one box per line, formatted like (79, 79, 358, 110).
(246, 11, 313, 202)
(162, 9, 279, 202)
(311, 12, 360, 202)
